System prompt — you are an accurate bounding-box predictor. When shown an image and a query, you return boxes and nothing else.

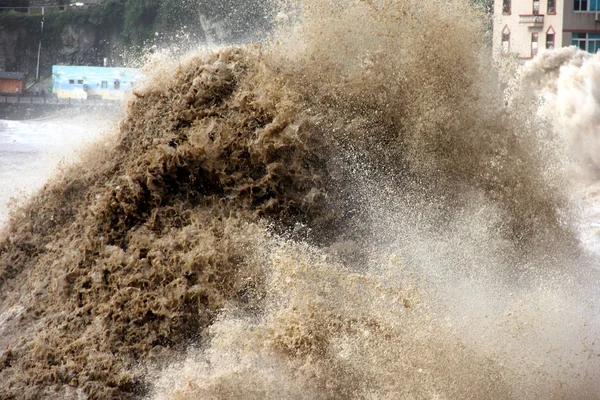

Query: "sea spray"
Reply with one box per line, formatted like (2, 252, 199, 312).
(0, 0, 599, 399)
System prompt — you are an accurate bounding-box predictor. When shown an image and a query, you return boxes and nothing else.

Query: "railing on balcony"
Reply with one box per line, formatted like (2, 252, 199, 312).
(0, 3, 86, 15)
(519, 14, 545, 24)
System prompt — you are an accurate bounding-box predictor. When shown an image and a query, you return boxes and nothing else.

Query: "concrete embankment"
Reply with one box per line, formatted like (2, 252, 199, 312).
(0, 96, 125, 120)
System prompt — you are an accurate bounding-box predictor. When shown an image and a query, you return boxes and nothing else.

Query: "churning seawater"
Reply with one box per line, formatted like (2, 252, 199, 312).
(0, 116, 115, 226)
(1, 0, 600, 399)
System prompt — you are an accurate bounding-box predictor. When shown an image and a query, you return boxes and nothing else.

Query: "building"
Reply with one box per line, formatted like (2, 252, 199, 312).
(52, 65, 142, 100)
(0, 71, 25, 94)
(493, 0, 600, 58)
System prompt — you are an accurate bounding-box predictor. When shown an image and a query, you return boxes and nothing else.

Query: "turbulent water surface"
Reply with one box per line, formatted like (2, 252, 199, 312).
(0, 116, 114, 227)
(1, 0, 600, 399)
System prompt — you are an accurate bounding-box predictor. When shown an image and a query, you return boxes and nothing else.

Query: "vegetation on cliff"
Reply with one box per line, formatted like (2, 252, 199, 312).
(0, 0, 270, 81)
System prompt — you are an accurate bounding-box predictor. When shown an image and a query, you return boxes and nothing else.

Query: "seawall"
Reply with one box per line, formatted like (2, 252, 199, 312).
(0, 95, 124, 120)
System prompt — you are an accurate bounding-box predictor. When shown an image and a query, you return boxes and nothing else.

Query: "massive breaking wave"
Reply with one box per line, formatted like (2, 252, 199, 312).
(0, 0, 599, 399)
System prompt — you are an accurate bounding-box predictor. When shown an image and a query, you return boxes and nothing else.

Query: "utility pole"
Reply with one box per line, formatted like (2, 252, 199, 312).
(36, 5, 45, 82)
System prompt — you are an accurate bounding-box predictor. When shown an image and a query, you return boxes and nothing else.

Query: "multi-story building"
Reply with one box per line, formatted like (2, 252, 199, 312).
(493, 0, 600, 58)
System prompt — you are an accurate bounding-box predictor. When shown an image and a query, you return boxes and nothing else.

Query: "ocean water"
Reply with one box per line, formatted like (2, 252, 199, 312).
(0, 116, 116, 227)
(0, 0, 600, 399)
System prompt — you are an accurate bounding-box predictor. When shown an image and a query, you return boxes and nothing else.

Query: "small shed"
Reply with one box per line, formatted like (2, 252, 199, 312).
(0, 72, 26, 95)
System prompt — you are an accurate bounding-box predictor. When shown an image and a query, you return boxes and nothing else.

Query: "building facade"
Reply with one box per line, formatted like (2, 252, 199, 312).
(52, 65, 142, 100)
(493, 0, 600, 58)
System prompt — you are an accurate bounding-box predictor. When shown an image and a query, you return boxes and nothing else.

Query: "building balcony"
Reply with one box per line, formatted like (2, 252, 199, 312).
(519, 14, 545, 25)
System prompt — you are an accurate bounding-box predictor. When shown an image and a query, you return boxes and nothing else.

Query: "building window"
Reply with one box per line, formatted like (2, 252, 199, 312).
(503, 0, 511, 14)
(548, 0, 556, 13)
(546, 33, 555, 49)
(101, 81, 108, 89)
(533, 0, 540, 14)
(77, 79, 83, 85)
(574, 0, 600, 11)
(68, 79, 74, 84)
(114, 80, 120, 89)
(572, 33, 600, 52)
(531, 33, 539, 57)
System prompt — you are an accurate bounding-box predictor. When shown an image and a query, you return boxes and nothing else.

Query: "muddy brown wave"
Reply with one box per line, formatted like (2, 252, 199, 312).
(0, 0, 599, 399)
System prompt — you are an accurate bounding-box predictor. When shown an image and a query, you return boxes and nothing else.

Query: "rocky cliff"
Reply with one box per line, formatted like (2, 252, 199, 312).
(0, 8, 123, 83)
(0, 0, 271, 85)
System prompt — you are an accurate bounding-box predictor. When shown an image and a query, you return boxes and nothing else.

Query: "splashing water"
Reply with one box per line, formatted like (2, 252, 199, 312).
(0, 0, 600, 399)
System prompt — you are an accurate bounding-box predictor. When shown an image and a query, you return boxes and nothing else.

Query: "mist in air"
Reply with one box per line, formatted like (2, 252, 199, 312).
(0, 0, 599, 399)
